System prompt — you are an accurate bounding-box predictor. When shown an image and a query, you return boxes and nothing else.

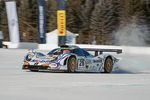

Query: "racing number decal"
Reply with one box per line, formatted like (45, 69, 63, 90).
(79, 59, 85, 66)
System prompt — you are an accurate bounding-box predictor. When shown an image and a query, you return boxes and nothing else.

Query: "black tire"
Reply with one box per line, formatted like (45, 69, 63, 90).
(30, 69, 39, 72)
(22, 65, 28, 69)
(104, 57, 113, 73)
(67, 57, 77, 73)
(29, 66, 39, 72)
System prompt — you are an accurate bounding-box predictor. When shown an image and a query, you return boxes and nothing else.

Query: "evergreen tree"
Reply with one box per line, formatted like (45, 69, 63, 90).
(18, 0, 38, 42)
(115, 0, 150, 46)
(77, 0, 98, 44)
(143, 0, 150, 44)
(119, 0, 144, 25)
(0, 0, 149, 45)
(0, 0, 3, 29)
(0, 0, 9, 41)
(46, 0, 57, 32)
(90, 0, 116, 45)
(66, 0, 82, 33)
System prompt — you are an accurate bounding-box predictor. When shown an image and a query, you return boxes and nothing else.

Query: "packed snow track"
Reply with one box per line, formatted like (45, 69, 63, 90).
(0, 49, 150, 100)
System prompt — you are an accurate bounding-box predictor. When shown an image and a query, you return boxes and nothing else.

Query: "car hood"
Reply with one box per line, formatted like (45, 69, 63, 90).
(35, 54, 58, 61)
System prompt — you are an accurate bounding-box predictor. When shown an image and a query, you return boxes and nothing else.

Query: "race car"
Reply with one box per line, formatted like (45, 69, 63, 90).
(22, 45, 122, 73)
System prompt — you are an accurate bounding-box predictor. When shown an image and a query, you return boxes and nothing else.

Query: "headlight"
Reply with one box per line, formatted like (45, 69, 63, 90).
(25, 53, 34, 61)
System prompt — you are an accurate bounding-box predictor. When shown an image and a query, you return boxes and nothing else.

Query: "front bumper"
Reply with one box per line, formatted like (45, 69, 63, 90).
(22, 61, 66, 71)
(22, 61, 49, 70)
(22, 65, 48, 70)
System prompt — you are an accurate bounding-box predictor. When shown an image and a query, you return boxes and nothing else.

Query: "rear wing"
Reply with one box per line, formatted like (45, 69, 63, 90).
(83, 48, 122, 56)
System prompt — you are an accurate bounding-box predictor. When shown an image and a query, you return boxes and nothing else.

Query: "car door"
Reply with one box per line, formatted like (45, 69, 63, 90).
(81, 49, 94, 71)
(82, 50, 103, 72)
(72, 48, 86, 70)
(90, 56, 103, 72)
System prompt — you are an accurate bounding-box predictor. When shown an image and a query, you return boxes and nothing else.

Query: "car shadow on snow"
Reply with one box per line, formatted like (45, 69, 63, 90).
(112, 69, 134, 74)
(25, 69, 136, 74)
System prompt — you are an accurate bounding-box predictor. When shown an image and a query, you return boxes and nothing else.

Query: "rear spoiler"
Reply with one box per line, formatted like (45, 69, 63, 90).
(83, 48, 122, 56)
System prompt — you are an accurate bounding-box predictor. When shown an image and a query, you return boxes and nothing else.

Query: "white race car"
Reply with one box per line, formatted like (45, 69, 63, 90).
(22, 45, 122, 73)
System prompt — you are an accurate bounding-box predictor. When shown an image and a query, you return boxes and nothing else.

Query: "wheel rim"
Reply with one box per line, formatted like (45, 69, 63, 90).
(105, 58, 113, 73)
(69, 58, 76, 72)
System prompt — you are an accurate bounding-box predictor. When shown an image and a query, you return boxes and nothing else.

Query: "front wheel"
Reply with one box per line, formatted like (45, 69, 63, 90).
(67, 57, 77, 73)
(30, 69, 39, 72)
(104, 57, 113, 73)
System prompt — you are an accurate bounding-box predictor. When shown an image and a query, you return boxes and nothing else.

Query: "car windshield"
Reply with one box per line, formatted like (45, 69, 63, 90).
(47, 48, 71, 55)
(37, 52, 45, 57)
(47, 48, 61, 55)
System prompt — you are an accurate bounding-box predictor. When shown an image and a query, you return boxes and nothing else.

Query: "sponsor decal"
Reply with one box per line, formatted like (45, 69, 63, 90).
(86, 59, 92, 64)
(31, 59, 49, 63)
(31, 60, 39, 63)
(93, 59, 102, 63)
(5, 1, 20, 43)
(50, 63, 58, 68)
(34, 62, 39, 65)
(37, 0, 46, 43)
(57, 10, 66, 36)
(78, 59, 85, 66)
(39, 6, 44, 38)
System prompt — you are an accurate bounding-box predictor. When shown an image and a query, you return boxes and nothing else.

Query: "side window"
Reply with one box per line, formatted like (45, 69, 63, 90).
(83, 50, 90, 56)
(73, 49, 84, 56)
(82, 49, 93, 57)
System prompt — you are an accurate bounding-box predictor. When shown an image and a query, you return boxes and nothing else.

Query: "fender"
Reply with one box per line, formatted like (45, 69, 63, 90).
(57, 53, 77, 66)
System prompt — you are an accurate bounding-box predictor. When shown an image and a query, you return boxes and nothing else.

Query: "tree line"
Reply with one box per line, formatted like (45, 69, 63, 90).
(0, 0, 149, 45)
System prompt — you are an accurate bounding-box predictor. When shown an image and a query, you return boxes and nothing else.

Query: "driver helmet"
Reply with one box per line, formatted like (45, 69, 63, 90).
(63, 49, 70, 53)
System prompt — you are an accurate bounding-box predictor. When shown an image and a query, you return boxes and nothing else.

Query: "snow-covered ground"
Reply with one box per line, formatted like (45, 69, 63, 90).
(0, 48, 150, 100)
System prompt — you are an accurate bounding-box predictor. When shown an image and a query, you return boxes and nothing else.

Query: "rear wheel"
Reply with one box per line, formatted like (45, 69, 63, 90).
(104, 57, 113, 73)
(67, 57, 77, 73)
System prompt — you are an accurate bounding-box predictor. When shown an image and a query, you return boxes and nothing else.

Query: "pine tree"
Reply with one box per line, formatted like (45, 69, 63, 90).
(66, 0, 82, 33)
(18, 0, 38, 42)
(1, 0, 149, 45)
(114, 0, 150, 46)
(90, 0, 116, 45)
(66, 0, 99, 44)
(77, 0, 98, 44)
(46, 0, 57, 32)
(0, 0, 3, 29)
(0, 0, 9, 41)
(119, 0, 145, 25)
(143, 0, 150, 44)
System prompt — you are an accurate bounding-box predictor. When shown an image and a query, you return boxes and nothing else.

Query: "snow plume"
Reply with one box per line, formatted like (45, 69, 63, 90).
(113, 17, 150, 73)
(114, 19, 150, 46)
